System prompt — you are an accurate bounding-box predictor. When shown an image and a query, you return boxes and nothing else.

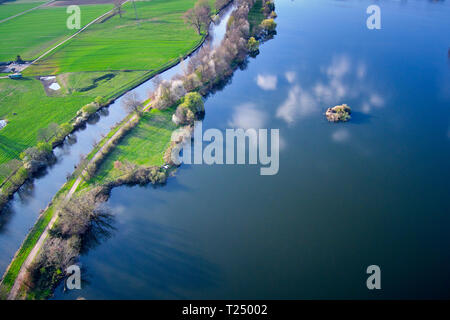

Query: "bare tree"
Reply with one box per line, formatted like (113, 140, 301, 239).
(183, 0, 211, 35)
(215, 0, 230, 12)
(122, 91, 142, 115)
(151, 75, 162, 89)
(114, 0, 124, 18)
(131, 0, 139, 20)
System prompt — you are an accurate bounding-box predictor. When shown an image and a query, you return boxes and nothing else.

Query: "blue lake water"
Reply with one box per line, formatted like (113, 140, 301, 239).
(53, 0, 450, 299)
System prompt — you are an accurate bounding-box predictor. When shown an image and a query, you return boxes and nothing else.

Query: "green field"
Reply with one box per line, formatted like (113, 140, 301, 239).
(248, 0, 264, 35)
(26, 0, 203, 74)
(89, 107, 178, 185)
(0, 0, 206, 186)
(0, 4, 113, 62)
(0, 77, 92, 164)
(0, 1, 44, 22)
(56, 70, 147, 97)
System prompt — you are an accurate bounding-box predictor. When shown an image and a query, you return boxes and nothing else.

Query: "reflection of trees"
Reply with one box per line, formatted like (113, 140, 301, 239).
(17, 180, 35, 205)
(98, 108, 110, 117)
(0, 204, 13, 233)
(80, 205, 116, 254)
(86, 113, 100, 125)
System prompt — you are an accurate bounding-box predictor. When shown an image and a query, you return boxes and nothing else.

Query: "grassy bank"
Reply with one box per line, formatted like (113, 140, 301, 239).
(89, 107, 178, 185)
(0, 4, 113, 62)
(0, 205, 56, 292)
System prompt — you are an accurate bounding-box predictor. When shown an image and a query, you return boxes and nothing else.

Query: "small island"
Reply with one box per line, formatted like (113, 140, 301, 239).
(325, 104, 351, 122)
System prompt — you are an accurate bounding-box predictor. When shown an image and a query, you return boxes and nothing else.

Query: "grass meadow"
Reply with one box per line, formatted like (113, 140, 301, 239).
(0, 77, 92, 164)
(25, 0, 203, 74)
(0, 1, 44, 22)
(0, 4, 113, 61)
(89, 107, 178, 185)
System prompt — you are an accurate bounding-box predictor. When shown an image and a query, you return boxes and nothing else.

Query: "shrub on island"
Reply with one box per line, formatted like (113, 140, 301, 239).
(325, 104, 352, 122)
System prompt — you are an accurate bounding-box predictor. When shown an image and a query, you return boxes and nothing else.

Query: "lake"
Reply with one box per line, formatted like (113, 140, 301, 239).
(54, 0, 450, 299)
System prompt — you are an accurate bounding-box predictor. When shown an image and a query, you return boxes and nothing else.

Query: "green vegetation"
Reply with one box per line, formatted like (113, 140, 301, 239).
(0, 2, 44, 20)
(26, 0, 203, 74)
(0, 0, 209, 188)
(0, 78, 92, 164)
(0, 4, 113, 62)
(89, 107, 178, 185)
(1, 0, 276, 300)
(248, 0, 264, 34)
(174, 91, 204, 124)
(57, 71, 147, 97)
(261, 18, 276, 33)
(325, 104, 352, 122)
(247, 36, 259, 53)
(0, 1, 44, 22)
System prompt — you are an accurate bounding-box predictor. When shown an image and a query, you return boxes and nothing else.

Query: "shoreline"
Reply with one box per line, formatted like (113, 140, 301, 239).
(0, 0, 240, 299)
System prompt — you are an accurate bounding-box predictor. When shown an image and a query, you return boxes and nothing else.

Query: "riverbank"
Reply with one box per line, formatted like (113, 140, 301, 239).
(0, 0, 276, 300)
(0, 0, 211, 207)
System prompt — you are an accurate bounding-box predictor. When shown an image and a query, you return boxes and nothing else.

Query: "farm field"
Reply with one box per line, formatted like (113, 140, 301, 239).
(0, 0, 208, 185)
(0, 3, 113, 61)
(0, 78, 92, 164)
(0, 1, 45, 22)
(26, 0, 203, 74)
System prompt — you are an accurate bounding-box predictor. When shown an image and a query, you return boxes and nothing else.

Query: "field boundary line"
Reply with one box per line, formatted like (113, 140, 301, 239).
(0, 1, 55, 25)
(24, 0, 130, 71)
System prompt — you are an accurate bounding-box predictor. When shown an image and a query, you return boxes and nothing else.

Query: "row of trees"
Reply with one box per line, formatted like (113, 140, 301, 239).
(149, 0, 278, 124)
(183, 0, 212, 35)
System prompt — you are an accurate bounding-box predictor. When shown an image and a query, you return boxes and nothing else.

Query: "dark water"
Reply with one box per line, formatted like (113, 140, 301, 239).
(50, 0, 449, 299)
(0, 5, 234, 278)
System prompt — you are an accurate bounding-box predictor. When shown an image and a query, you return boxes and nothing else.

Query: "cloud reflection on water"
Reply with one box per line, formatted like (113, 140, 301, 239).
(256, 74, 278, 90)
(275, 55, 386, 125)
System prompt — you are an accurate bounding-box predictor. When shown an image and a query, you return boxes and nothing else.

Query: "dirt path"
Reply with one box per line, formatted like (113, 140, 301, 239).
(6, 100, 152, 300)
(0, 1, 55, 25)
